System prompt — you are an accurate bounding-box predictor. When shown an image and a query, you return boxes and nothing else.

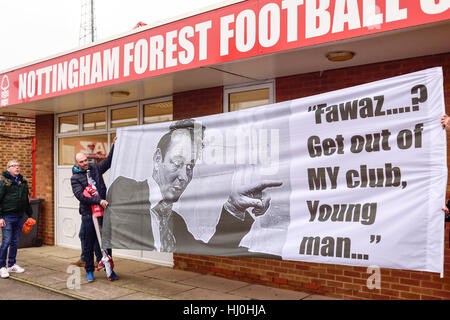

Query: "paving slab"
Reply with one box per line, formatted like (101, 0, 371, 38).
(121, 277, 194, 297)
(1, 277, 74, 300)
(179, 274, 250, 293)
(112, 260, 160, 274)
(12, 265, 54, 281)
(137, 267, 200, 282)
(45, 247, 81, 259)
(16, 250, 46, 260)
(229, 284, 310, 300)
(30, 256, 74, 273)
(114, 292, 170, 300)
(61, 281, 137, 300)
(23, 245, 62, 254)
(107, 272, 143, 286)
(30, 270, 72, 291)
(171, 288, 251, 300)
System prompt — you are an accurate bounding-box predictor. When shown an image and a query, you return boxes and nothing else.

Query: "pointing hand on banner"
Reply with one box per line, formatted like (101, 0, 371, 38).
(225, 180, 283, 218)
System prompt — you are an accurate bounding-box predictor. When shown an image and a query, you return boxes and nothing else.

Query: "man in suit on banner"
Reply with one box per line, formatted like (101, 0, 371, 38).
(104, 119, 282, 258)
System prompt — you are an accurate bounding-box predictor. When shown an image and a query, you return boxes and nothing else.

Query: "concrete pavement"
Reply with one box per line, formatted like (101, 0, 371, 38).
(4, 245, 337, 300)
(0, 276, 74, 300)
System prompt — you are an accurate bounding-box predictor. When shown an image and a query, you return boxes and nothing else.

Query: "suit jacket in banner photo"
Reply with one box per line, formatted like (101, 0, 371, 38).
(102, 176, 281, 259)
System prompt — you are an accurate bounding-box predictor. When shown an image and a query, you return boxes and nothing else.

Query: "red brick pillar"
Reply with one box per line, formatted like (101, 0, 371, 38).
(35, 114, 55, 245)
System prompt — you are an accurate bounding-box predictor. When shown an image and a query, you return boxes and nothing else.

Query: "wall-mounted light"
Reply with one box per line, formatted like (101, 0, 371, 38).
(110, 90, 130, 98)
(326, 51, 355, 62)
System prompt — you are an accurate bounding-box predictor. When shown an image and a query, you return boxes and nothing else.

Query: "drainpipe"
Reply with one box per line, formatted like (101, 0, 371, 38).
(32, 137, 36, 198)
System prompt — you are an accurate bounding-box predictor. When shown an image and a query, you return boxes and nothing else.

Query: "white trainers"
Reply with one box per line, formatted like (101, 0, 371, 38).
(7, 264, 24, 273)
(0, 267, 9, 279)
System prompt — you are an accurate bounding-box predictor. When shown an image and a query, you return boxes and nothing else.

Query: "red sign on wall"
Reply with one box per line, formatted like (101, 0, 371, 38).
(79, 141, 108, 160)
(1, 0, 448, 107)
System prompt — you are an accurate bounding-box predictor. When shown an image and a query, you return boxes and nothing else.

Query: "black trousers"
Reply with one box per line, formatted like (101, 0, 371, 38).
(81, 215, 112, 273)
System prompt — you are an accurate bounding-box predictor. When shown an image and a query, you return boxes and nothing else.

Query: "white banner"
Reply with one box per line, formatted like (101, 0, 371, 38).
(105, 67, 446, 273)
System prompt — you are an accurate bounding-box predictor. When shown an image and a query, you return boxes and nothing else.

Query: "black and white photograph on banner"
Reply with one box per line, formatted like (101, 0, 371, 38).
(104, 100, 291, 258)
(103, 67, 446, 274)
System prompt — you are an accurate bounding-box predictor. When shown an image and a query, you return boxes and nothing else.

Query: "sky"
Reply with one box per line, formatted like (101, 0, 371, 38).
(0, 0, 228, 72)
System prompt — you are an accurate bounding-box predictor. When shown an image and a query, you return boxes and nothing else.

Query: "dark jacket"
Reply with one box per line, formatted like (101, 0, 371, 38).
(0, 171, 32, 218)
(71, 145, 114, 216)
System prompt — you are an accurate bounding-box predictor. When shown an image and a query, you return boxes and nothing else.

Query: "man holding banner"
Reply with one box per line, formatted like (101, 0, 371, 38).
(71, 140, 118, 282)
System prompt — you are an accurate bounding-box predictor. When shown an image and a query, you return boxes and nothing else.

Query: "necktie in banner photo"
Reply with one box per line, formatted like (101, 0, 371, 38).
(153, 200, 176, 252)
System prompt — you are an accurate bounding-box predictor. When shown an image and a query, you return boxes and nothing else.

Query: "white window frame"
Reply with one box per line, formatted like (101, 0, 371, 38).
(56, 111, 81, 137)
(80, 107, 108, 134)
(223, 80, 275, 113)
(108, 102, 140, 131)
(56, 98, 175, 165)
(140, 95, 174, 125)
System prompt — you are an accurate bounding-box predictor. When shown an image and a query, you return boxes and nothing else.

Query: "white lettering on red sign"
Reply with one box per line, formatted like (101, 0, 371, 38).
(8, 0, 447, 104)
(420, 0, 449, 14)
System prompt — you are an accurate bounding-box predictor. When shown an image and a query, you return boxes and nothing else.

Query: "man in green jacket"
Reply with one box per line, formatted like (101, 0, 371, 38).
(0, 159, 33, 279)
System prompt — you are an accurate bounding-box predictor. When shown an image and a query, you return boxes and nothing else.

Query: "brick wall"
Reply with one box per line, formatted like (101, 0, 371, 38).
(35, 114, 55, 245)
(0, 116, 35, 192)
(173, 86, 223, 120)
(173, 52, 450, 299)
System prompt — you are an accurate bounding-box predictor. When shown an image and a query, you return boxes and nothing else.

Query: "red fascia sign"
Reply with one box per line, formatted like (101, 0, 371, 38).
(0, 0, 448, 107)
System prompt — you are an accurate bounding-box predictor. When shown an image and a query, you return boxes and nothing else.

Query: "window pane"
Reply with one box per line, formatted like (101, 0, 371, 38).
(143, 101, 173, 124)
(83, 111, 106, 131)
(59, 134, 108, 165)
(58, 115, 78, 133)
(111, 106, 138, 128)
(229, 88, 270, 112)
